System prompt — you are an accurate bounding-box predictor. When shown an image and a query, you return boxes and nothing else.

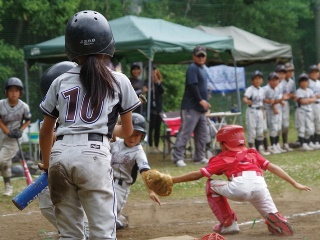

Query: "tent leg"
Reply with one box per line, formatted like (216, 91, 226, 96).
(234, 60, 242, 125)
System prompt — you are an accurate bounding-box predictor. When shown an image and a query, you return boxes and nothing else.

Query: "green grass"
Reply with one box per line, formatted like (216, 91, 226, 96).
(128, 148, 319, 202)
(1, 139, 319, 210)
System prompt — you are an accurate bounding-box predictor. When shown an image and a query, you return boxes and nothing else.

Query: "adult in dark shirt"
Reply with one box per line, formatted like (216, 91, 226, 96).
(172, 46, 211, 167)
(129, 62, 147, 115)
(144, 65, 165, 153)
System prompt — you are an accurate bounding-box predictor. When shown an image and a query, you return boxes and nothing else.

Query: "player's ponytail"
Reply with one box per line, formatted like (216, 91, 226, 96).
(80, 55, 120, 110)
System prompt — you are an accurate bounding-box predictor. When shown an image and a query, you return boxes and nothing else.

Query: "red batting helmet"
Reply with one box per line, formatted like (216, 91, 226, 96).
(216, 125, 246, 151)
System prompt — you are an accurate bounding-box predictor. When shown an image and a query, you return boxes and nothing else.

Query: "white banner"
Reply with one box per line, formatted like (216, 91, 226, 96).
(205, 65, 246, 93)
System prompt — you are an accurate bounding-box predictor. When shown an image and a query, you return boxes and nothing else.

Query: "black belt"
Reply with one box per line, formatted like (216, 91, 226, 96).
(56, 133, 105, 142)
(249, 106, 261, 110)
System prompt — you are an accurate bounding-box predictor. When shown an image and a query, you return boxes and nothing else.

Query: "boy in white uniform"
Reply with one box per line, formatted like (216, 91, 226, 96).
(111, 113, 161, 229)
(307, 65, 320, 149)
(263, 72, 283, 154)
(243, 71, 269, 155)
(0, 77, 31, 196)
(295, 73, 317, 150)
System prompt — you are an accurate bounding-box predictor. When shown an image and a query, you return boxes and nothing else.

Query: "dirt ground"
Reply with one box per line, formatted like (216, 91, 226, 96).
(0, 185, 319, 240)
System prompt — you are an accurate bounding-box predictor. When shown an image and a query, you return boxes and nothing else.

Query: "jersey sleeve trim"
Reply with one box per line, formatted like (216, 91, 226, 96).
(40, 104, 59, 119)
(119, 101, 141, 115)
(200, 168, 211, 178)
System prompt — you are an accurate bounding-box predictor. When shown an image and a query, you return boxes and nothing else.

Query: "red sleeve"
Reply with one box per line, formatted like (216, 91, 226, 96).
(253, 150, 270, 171)
(200, 154, 229, 178)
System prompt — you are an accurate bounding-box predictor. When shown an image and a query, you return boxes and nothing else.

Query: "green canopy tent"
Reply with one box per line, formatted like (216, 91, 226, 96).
(23, 16, 235, 144)
(196, 25, 292, 65)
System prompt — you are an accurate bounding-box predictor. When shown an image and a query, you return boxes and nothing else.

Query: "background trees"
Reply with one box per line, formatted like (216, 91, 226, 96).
(0, 0, 316, 120)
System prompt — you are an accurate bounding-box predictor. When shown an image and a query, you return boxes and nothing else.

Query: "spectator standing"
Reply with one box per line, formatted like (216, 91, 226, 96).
(307, 64, 320, 149)
(145, 65, 165, 153)
(172, 46, 211, 167)
(129, 62, 147, 115)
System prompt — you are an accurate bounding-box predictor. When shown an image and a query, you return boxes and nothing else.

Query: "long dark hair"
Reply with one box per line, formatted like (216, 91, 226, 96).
(80, 55, 120, 109)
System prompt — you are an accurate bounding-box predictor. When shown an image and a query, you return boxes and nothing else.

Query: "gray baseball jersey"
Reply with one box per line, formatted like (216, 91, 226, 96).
(40, 66, 140, 137)
(111, 139, 150, 215)
(0, 99, 31, 131)
(278, 78, 296, 129)
(295, 87, 315, 138)
(0, 99, 31, 178)
(263, 84, 282, 137)
(308, 79, 320, 134)
(244, 86, 265, 143)
(111, 139, 150, 185)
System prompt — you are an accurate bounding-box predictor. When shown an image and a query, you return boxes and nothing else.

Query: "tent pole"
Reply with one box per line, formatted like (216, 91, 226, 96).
(24, 61, 32, 160)
(234, 60, 242, 125)
(145, 60, 152, 154)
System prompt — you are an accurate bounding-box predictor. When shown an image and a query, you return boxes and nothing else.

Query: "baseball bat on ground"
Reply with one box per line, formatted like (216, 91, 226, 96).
(16, 139, 33, 185)
(12, 172, 48, 210)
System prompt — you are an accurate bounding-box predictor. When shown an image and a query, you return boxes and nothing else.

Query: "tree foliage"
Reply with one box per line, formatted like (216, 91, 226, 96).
(0, 0, 317, 120)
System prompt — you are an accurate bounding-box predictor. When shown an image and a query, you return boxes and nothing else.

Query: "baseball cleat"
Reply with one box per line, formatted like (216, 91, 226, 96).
(266, 212, 294, 236)
(3, 184, 13, 196)
(213, 220, 240, 235)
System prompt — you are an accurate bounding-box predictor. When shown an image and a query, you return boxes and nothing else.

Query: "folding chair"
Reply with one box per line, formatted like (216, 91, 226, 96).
(160, 111, 193, 161)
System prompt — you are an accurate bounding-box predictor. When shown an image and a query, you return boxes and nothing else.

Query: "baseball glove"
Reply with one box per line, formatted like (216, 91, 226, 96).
(7, 128, 23, 139)
(143, 169, 173, 196)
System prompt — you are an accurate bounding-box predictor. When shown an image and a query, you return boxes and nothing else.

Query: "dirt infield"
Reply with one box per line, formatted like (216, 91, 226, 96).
(0, 186, 319, 240)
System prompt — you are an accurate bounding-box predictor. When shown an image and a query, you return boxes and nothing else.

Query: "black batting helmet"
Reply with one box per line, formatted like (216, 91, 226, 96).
(65, 10, 115, 61)
(40, 61, 77, 97)
(132, 113, 146, 139)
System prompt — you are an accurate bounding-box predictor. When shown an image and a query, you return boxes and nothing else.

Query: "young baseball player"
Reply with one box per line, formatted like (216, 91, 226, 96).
(295, 73, 317, 150)
(307, 65, 320, 149)
(111, 113, 161, 229)
(243, 70, 270, 155)
(279, 62, 296, 151)
(171, 125, 311, 236)
(263, 72, 284, 154)
(0, 77, 31, 196)
(38, 10, 140, 239)
(274, 65, 288, 153)
(37, 61, 92, 238)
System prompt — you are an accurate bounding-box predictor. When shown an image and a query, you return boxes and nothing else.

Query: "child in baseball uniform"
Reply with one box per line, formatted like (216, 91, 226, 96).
(38, 10, 140, 240)
(0, 77, 31, 196)
(273, 65, 289, 153)
(111, 113, 161, 229)
(295, 73, 317, 150)
(263, 72, 284, 154)
(243, 70, 270, 155)
(171, 125, 311, 236)
(307, 64, 320, 149)
(36, 61, 92, 238)
(278, 63, 296, 151)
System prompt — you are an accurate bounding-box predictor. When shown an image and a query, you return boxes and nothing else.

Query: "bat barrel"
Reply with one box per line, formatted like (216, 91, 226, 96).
(12, 172, 48, 210)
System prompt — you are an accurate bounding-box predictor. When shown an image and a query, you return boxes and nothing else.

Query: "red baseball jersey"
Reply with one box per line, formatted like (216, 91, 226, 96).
(201, 148, 270, 180)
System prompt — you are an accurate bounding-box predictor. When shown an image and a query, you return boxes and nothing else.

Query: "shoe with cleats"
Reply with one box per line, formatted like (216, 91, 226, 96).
(265, 212, 294, 236)
(213, 220, 240, 235)
(3, 184, 13, 196)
